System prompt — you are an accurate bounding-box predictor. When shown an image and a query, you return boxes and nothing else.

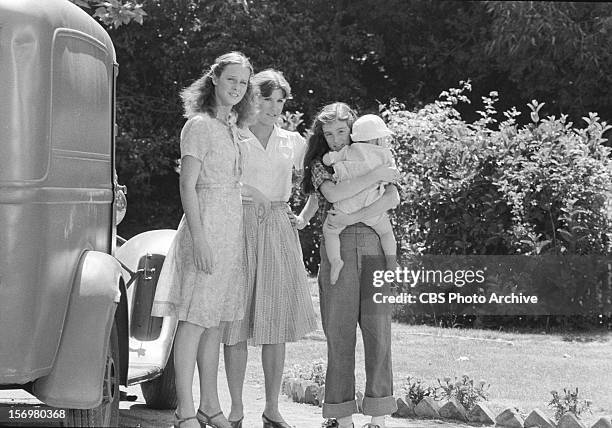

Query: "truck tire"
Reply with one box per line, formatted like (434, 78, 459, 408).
(63, 323, 120, 427)
(140, 345, 177, 409)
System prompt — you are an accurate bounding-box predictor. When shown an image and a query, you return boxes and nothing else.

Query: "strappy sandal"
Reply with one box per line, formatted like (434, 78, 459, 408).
(228, 417, 243, 428)
(321, 420, 354, 428)
(196, 409, 231, 428)
(262, 413, 293, 428)
(174, 411, 198, 428)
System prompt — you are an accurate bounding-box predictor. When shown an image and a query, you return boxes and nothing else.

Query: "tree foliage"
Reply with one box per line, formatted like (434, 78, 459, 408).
(69, 0, 146, 28)
(386, 83, 612, 329)
(386, 83, 612, 256)
(92, 0, 612, 241)
(485, 1, 612, 121)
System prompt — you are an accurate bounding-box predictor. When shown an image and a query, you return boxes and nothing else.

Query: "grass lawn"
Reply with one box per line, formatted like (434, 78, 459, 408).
(269, 278, 612, 425)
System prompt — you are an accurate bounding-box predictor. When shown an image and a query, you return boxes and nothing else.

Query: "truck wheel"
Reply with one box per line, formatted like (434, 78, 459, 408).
(140, 345, 177, 409)
(64, 323, 120, 427)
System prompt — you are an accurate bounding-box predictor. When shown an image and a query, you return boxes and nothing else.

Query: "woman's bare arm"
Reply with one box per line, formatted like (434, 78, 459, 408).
(326, 184, 400, 227)
(180, 155, 213, 272)
(296, 193, 319, 229)
(319, 165, 398, 203)
(180, 156, 204, 240)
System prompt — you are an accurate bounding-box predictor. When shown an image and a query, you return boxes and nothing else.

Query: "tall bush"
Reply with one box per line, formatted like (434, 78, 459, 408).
(384, 81, 612, 257)
(385, 83, 612, 329)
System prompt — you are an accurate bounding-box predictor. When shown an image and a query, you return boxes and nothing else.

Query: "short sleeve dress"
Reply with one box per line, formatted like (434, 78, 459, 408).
(151, 113, 245, 328)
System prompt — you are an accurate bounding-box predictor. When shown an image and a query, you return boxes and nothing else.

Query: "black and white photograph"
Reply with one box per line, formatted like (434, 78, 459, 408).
(1, 1, 611, 427)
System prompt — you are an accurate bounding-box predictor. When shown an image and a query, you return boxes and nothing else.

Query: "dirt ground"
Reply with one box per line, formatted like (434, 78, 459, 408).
(0, 346, 473, 428)
(118, 369, 474, 428)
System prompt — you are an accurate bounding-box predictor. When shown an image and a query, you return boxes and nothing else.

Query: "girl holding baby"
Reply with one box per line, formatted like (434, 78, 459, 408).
(300, 103, 400, 428)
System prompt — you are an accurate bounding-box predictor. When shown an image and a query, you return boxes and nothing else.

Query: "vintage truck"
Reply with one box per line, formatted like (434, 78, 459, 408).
(0, 0, 179, 425)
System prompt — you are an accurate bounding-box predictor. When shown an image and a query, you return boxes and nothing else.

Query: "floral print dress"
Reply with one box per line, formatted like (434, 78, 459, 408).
(151, 113, 245, 328)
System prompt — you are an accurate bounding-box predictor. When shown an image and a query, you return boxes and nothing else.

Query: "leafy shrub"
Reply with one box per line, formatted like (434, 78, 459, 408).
(401, 376, 437, 405)
(384, 82, 612, 329)
(437, 375, 489, 411)
(278, 111, 305, 133)
(384, 81, 612, 257)
(548, 388, 592, 421)
(116, 129, 182, 238)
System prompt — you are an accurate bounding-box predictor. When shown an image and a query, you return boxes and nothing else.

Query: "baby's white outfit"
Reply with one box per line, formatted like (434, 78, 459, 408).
(324, 143, 395, 227)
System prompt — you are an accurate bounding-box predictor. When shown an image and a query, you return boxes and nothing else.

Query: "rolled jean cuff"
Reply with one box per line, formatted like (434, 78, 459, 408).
(322, 399, 359, 419)
(362, 395, 397, 417)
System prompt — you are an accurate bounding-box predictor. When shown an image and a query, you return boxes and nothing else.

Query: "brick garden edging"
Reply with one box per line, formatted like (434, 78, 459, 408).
(282, 377, 324, 407)
(281, 377, 612, 428)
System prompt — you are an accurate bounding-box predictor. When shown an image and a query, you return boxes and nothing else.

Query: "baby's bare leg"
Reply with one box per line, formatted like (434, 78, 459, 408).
(323, 217, 345, 285)
(371, 216, 397, 270)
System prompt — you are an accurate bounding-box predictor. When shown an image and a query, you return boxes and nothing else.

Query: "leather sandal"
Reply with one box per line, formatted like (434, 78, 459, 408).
(174, 411, 198, 428)
(229, 417, 243, 428)
(262, 413, 292, 428)
(322, 420, 354, 428)
(196, 409, 231, 428)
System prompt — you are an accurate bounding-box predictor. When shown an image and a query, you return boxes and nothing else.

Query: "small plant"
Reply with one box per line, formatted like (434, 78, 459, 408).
(437, 375, 489, 411)
(401, 376, 437, 405)
(277, 110, 304, 132)
(285, 359, 326, 387)
(548, 388, 592, 421)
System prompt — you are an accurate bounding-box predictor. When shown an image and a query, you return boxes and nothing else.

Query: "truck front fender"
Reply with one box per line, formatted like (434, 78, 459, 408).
(32, 250, 123, 409)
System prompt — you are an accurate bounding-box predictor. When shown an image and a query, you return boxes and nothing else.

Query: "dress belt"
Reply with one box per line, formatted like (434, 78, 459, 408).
(195, 182, 240, 189)
(242, 199, 288, 209)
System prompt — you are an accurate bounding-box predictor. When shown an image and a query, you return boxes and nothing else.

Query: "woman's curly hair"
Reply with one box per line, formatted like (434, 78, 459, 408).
(180, 51, 256, 128)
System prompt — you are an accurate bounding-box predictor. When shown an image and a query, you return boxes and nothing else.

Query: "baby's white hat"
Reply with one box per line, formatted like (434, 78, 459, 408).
(350, 114, 393, 141)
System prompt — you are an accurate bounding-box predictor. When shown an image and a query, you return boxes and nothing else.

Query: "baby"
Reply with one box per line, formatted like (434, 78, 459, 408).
(322, 114, 398, 284)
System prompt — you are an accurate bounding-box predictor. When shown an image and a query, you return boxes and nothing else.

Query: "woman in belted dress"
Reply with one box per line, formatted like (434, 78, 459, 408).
(220, 69, 317, 428)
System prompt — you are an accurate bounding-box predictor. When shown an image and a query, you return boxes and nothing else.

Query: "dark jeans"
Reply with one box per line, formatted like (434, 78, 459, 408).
(318, 224, 397, 419)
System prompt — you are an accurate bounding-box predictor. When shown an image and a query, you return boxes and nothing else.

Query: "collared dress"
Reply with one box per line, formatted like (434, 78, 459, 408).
(151, 112, 246, 328)
(220, 125, 317, 345)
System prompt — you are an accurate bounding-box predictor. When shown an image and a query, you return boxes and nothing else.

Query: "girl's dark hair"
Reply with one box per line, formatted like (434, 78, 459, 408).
(301, 102, 358, 194)
(251, 69, 291, 99)
(180, 51, 256, 127)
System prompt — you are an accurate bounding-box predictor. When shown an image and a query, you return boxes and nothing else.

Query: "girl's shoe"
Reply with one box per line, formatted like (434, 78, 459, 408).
(229, 417, 243, 428)
(321, 420, 354, 428)
(196, 409, 231, 428)
(174, 411, 197, 428)
(262, 413, 292, 428)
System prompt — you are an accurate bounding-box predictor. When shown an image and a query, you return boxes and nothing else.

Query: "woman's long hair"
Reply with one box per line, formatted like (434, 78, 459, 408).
(180, 51, 256, 128)
(301, 102, 358, 194)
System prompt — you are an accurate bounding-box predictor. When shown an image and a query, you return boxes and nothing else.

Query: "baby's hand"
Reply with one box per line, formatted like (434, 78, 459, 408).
(322, 152, 334, 166)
